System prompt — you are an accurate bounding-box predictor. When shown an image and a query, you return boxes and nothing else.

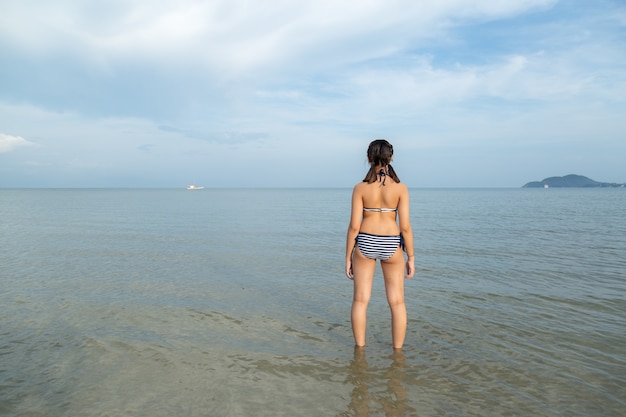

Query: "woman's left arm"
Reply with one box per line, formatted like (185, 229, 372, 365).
(345, 186, 363, 279)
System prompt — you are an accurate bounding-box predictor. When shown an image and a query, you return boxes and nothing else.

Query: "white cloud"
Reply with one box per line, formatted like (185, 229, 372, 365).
(0, 0, 556, 75)
(0, 0, 624, 187)
(0, 133, 36, 153)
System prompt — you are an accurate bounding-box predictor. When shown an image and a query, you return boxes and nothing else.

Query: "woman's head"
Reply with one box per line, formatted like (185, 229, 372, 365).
(363, 139, 400, 184)
(367, 139, 394, 167)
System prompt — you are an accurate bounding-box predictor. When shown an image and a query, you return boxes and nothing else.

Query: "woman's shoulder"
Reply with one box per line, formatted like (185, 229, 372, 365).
(386, 181, 408, 199)
(395, 181, 408, 191)
(351, 182, 365, 198)
(385, 179, 407, 190)
(353, 181, 369, 191)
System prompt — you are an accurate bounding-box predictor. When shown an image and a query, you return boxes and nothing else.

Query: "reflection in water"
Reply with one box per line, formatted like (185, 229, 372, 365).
(340, 347, 419, 417)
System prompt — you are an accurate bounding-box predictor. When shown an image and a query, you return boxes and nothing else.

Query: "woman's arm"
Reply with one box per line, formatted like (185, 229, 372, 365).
(345, 185, 363, 279)
(397, 184, 415, 278)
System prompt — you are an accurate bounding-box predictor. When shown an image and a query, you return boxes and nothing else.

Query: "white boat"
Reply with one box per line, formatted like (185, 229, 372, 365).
(186, 184, 204, 190)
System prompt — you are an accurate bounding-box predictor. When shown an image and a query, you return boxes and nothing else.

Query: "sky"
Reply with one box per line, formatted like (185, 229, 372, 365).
(1, 0, 625, 188)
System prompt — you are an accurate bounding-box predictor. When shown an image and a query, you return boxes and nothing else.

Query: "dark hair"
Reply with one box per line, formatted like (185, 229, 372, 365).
(363, 139, 401, 184)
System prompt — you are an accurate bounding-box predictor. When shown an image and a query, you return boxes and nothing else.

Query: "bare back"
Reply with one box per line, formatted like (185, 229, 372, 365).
(350, 178, 410, 236)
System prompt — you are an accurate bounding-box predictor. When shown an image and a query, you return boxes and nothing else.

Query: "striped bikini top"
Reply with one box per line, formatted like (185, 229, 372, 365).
(363, 207, 397, 213)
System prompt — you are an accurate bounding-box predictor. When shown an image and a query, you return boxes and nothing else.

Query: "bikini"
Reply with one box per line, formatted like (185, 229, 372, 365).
(363, 207, 397, 213)
(355, 168, 403, 260)
(356, 207, 403, 260)
(355, 232, 403, 260)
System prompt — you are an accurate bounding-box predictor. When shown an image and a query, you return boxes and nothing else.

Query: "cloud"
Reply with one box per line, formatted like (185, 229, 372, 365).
(0, 0, 556, 75)
(0, 0, 624, 187)
(0, 0, 589, 124)
(0, 133, 36, 153)
(158, 125, 268, 144)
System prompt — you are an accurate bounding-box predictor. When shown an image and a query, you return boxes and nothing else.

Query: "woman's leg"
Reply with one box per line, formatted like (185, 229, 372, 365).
(381, 247, 407, 349)
(351, 247, 376, 347)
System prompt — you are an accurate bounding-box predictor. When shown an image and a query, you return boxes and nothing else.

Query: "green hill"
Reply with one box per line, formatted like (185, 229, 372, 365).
(523, 174, 625, 188)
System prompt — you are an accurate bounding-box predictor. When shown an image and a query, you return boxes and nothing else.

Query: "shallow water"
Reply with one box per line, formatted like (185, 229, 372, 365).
(1, 188, 624, 416)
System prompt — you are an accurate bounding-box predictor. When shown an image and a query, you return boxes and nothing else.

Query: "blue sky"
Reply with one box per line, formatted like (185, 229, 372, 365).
(1, 0, 624, 188)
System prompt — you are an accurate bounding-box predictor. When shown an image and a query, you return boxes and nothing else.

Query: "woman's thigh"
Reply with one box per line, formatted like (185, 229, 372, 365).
(381, 247, 405, 302)
(352, 247, 376, 301)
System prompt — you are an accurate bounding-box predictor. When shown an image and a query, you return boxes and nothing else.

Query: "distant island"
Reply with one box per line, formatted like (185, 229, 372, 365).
(523, 174, 625, 188)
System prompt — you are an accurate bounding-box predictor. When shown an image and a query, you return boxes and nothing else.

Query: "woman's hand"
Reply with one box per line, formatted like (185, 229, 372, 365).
(346, 258, 354, 280)
(405, 258, 415, 279)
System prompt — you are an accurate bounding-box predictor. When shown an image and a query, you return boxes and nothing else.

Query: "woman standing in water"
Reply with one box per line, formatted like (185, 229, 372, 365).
(345, 139, 415, 349)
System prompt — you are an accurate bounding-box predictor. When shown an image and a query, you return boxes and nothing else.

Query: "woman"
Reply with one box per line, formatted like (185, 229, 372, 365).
(345, 139, 415, 349)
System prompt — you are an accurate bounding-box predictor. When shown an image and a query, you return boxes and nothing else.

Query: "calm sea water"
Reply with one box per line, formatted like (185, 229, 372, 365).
(1, 188, 624, 417)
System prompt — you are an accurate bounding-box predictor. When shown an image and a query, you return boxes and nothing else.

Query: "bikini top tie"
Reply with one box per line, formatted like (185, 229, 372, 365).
(378, 168, 387, 186)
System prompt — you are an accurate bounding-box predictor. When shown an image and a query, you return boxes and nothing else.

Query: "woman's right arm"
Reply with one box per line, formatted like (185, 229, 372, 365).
(398, 184, 415, 278)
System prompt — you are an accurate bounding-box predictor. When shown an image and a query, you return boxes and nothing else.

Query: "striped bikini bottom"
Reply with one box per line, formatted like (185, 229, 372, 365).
(355, 232, 403, 261)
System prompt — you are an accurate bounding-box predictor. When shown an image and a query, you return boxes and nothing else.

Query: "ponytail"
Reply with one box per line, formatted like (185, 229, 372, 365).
(362, 139, 401, 184)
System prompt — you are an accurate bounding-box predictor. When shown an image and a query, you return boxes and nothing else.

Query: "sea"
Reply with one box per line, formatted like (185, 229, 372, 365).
(0, 188, 624, 417)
